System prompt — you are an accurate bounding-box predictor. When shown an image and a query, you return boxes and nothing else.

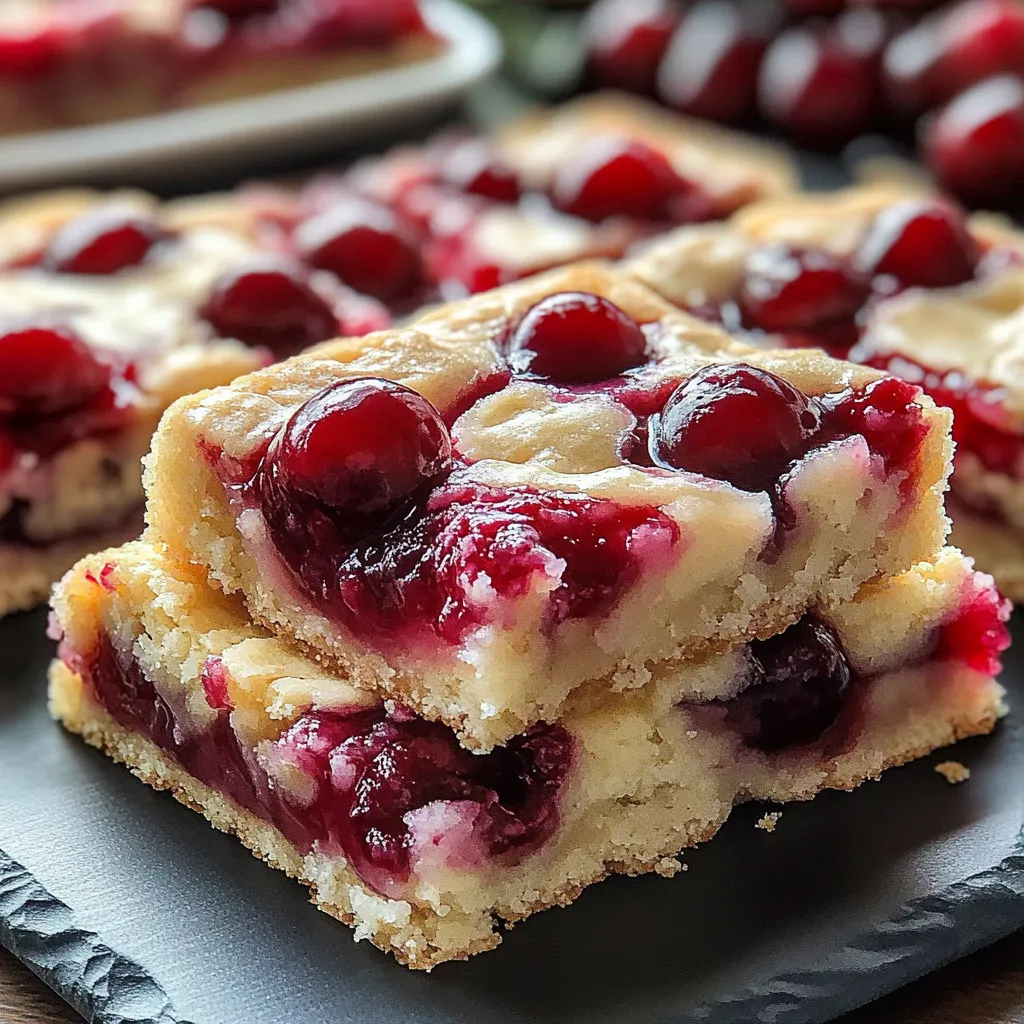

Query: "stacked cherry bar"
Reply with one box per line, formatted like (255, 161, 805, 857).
(0, 0, 440, 134)
(50, 262, 1008, 967)
(584, 0, 1024, 211)
(628, 183, 1024, 597)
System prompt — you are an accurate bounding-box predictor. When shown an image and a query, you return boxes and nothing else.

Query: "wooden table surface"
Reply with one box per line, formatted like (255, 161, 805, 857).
(2, 930, 1021, 1023)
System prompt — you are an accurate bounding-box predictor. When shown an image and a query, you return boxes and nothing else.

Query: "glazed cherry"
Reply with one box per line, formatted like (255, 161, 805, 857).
(583, 0, 680, 94)
(0, 24, 68, 76)
(658, 0, 778, 124)
(758, 12, 886, 148)
(43, 208, 168, 275)
(883, 18, 945, 117)
(727, 617, 852, 752)
(551, 136, 682, 222)
(650, 363, 821, 492)
(260, 377, 452, 540)
(739, 246, 869, 333)
(0, 323, 110, 418)
(854, 200, 979, 289)
(202, 257, 338, 358)
(295, 199, 422, 302)
(440, 140, 520, 203)
(923, 74, 1024, 208)
(508, 292, 648, 382)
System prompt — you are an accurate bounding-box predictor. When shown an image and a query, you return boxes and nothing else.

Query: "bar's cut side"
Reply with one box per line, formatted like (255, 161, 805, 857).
(145, 263, 953, 750)
(627, 183, 1024, 598)
(49, 541, 1008, 969)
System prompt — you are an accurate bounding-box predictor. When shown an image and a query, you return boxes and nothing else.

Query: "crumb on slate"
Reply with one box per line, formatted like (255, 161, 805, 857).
(655, 857, 685, 877)
(934, 760, 971, 784)
(755, 812, 782, 833)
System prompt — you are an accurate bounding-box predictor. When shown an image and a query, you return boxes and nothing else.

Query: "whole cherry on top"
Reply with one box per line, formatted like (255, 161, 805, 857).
(581, 0, 1024, 211)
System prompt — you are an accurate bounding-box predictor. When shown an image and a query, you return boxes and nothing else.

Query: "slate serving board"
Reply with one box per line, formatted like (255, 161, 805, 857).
(0, 605, 1022, 1024)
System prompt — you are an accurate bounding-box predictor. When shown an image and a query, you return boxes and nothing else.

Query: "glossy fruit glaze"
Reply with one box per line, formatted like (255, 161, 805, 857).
(70, 632, 572, 898)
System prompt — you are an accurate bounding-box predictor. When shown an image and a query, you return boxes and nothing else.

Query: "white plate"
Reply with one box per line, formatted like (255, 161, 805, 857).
(0, 0, 501, 192)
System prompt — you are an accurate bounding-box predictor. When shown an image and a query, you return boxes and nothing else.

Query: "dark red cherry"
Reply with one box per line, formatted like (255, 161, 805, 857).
(43, 208, 168, 275)
(202, 257, 338, 358)
(583, 0, 680, 94)
(0, 323, 110, 417)
(923, 74, 1024, 208)
(261, 377, 451, 533)
(883, 18, 945, 117)
(739, 246, 869, 333)
(728, 617, 852, 752)
(854, 200, 979, 288)
(650, 363, 821, 492)
(0, 23, 68, 76)
(508, 292, 648, 382)
(758, 12, 887, 148)
(295, 199, 421, 301)
(195, 0, 279, 18)
(936, 0, 1024, 101)
(440, 140, 520, 203)
(551, 136, 682, 222)
(657, 0, 778, 124)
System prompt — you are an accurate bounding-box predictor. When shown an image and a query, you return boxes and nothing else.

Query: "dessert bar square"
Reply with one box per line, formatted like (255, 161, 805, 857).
(49, 539, 1009, 968)
(0, 185, 386, 617)
(0, 0, 441, 135)
(627, 183, 1024, 598)
(144, 263, 953, 749)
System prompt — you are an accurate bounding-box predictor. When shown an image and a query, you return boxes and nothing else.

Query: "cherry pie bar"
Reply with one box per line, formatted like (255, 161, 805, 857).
(627, 183, 1024, 599)
(49, 539, 1009, 968)
(142, 264, 954, 750)
(291, 91, 797, 305)
(0, 185, 389, 617)
(0, 0, 441, 135)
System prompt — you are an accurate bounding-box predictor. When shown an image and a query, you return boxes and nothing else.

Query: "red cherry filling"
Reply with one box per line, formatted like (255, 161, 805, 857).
(202, 258, 338, 358)
(583, 0, 680, 94)
(934, 571, 1011, 677)
(0, 323, 111, 418)
(726, 617, 852, 752)
(859, 352, 1021, 478)
(195, 0, 280, 19)
(853, 200, 979, 289)
(74, 632, 572, 898)
(295, 198, 422, 302)
(551, 136, 683, 222)
(923, 74, 1024, 208)
(314, 715, 571, 896)
(440, 141, 520, 204)
(260, 377, 452, 544)
(650, 364, 822, 492)
(43, 208, 168, 275)
(739, 245, 869, 334)
(507, 292, 649, 382)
